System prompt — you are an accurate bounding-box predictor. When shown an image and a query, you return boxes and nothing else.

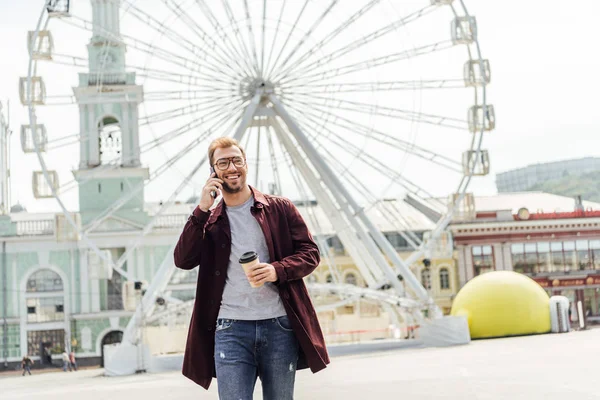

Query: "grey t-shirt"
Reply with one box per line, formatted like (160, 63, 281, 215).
(217, 195, 287, 320)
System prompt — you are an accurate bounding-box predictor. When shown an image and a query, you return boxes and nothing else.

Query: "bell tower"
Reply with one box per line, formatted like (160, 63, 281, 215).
(73, 0, 148, 226)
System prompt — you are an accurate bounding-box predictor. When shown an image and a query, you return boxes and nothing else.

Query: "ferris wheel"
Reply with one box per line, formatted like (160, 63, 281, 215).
(23, 0, 493, 322)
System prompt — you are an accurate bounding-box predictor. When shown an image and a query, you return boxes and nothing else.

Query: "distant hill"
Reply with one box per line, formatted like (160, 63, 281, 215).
(528, 171, 600, 203)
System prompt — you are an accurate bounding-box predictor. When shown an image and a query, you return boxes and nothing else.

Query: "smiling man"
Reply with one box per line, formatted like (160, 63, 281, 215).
(174, 137, 329, 399)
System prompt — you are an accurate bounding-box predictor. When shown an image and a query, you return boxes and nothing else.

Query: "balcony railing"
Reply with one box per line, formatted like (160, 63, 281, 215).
(16, 219, 55, 236)
(153, 214, 188, 230)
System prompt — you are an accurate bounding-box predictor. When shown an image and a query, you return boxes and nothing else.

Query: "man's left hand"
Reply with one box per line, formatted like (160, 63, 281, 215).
(247, 263, 277, 286)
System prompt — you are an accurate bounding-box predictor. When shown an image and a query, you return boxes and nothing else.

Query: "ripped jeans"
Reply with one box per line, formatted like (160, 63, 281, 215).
(214, 316, 299, 400)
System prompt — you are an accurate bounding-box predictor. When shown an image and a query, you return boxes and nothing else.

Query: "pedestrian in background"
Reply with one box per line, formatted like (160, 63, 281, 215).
(62, 351, 72, 372)
(21, 355, 33, 376)
(69, 351, 77, 371)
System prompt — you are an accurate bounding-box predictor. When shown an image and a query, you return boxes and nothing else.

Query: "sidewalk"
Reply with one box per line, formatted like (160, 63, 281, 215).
(2, 329, 599, 399)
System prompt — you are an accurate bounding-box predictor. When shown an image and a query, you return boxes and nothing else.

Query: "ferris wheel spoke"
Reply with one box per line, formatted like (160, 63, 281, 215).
(320, 149, 423, 250)
(264, 0, 310, 80)
(269, 0, 339, 80)
(140, 97, 246, 153)
(139, 97, 240, 127)
(242, 0, 261, 77)
(279, 40, 454, 88)
(287, 103, 448, 208)
(281, 79, 466, 94)
(286, 99, 462, 172)
(130, 64, 237, 89)
(220, 0, 260, 76)
(47, 53, 88, 68)
(121, 0, 245, 82)
(276, 138, 346, 286)
(269, 0, 382, 82)
(265, 125, 282, 195)
(159, 0, 252, 79)
(62, 14, 233, 84)
(274, 124, 353, 287)
(278, 4, 436, 82)
(43, 95, 77, 106)
(284, 92, 467, 130)
(144, 90, 237, 102)
(263, 0, 287, 80)
(192, 0, 257, 79)
(380, 200, 424, 246)
(260, 0, 267, 78)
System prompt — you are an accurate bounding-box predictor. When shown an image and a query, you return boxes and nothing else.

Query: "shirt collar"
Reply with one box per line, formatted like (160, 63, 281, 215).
(211, 185, 269, 219)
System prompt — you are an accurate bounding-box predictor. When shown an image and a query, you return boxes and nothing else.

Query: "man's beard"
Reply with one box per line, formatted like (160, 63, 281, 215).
(219, 173, 246, 193)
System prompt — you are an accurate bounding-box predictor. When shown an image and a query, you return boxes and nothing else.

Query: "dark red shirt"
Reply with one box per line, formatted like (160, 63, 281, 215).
(174, 187, 329, 389)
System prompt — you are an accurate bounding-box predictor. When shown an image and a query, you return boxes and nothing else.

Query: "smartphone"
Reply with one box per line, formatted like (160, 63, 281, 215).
(209, 166, 217, 198)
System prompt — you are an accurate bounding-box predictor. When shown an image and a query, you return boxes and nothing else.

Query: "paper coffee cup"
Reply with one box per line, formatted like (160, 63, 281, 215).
(239, 251, 261, 288)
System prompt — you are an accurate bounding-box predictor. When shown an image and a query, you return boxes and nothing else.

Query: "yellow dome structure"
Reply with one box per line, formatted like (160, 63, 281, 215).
(451, 271, 551, 339)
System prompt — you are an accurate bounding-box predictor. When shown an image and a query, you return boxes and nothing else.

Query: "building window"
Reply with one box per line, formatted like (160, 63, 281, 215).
(27, 269, 63, 293)
(26, 297, 64, 323)
(439, 268, 450, 290)
(385, 232, 409, 250)
(421, 269, 431, 290)
(325, 274, 333, 283)
(472, 245, 494, 276)
(344, 272, 357, 286)
(305, 274, 318, 284)
(326, 236, 345, 255)
(591, 241, 600, 269)
(98, 116, 122, 165)
(512, 240, 600, 274)
(577, 240, 591, 270)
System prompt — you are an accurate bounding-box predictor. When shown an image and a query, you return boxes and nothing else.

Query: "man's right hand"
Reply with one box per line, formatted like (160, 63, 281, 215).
(198, 173, 224, 212)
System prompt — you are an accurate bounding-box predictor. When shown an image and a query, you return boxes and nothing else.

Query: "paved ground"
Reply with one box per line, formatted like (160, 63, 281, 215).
(3, 328, 599, 399)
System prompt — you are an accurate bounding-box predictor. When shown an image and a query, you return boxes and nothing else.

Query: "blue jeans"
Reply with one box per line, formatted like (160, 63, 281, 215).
(214, 316, 299, 400)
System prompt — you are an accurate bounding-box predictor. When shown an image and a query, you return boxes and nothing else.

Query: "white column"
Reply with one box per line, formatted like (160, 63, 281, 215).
(11, 257, 17, 316)
(89, 106, 99, 166)
(493, 244, 504, 270)
(502, 244, 513, 271)
(79, 105, 87, 168)
(130, 104, 141, 167)
(121, 103, 130, 166)
(136, 248, 145, 281)
(92, 1, 100, 36)
(456, 245, 467, 287)
(464, 245, 474, 282)
(79, 251, 90, 313)
(150, 247, 156, 277)
(112, 0, 121, 36)
(91, 277, 100, 312)
(70, 250, 76, 313)
(126, 246, 136, 281)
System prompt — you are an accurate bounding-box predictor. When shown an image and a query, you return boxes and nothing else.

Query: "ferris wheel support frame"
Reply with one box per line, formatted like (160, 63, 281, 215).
(269, 95, 435, 309)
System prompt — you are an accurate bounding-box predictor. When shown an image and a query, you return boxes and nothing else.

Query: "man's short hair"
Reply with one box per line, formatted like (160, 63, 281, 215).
(208, 137, 246, 165)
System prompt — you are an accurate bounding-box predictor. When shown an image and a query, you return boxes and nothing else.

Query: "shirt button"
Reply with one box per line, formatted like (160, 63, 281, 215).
(207, 326, 213, 331)
(210, 300, 215, 305)
(221, 244, 226, 248)
(215, 271, 221, 276)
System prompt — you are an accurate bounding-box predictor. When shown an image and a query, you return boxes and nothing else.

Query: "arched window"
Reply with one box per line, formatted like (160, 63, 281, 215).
(325, 274, 333, 283)
(27, 269, 63, 292)
(344, 272, 357, 286)
(421, 269, 431, 290)
(26, 269, 65, 324)
(439, 268, 450, 290)
(98, 116, 122, 165)
(306, 274, 318, 284)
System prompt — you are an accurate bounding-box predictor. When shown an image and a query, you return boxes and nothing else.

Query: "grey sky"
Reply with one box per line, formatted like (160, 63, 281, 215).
(1, 0, 599, 212)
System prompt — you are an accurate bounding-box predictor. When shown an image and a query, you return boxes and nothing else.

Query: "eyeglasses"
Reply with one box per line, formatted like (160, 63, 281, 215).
(214, 156, 246, 171)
